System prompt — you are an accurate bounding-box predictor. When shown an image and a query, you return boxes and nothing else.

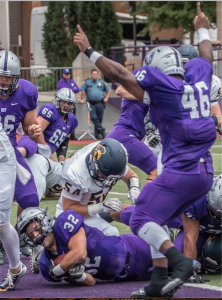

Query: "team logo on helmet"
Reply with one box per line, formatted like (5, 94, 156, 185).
(145, 51, 155, 65)
(93, 144, 106, 161)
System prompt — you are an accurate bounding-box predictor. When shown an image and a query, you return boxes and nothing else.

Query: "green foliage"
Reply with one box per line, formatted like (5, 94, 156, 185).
(42, 2, 69, 67)
(42, 2, 123, 66)
(98, 2, 123, 58)
(136, 1, 216, 43)
(36, 75, 56, 92)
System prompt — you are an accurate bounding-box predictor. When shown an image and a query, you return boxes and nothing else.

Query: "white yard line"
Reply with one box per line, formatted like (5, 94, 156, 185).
(184, 283, 222, 291)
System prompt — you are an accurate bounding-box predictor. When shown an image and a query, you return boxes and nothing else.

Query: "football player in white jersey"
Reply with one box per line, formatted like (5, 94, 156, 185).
(56, 138, 141, 236)
(0, 123, 27, 291)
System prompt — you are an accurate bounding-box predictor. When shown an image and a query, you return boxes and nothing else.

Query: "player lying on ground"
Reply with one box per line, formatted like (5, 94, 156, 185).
(17, 207, 158, 284)
(74, 3, 216, 297)
(56, 138, 140, 236)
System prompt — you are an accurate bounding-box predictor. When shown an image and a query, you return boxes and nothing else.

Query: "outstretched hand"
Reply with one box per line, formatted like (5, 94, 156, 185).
(74, 25, 91, 52)
(194, 2, 210, 30)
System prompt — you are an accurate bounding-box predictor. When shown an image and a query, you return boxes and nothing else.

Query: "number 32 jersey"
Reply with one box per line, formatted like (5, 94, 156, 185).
(136, 57, 216, 174)
(0, 79, 38, 147)
(38, 104, 78, 153)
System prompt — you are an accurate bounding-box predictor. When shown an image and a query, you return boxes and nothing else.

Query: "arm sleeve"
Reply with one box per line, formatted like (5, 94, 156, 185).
(38, 104, 57, 123)
(80, 81, 87, 92)
(72, 80, 80, 93)
(104, 82, 111, 92)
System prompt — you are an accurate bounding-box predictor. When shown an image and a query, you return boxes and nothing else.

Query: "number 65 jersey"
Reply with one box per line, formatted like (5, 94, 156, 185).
(38, 103, 78, 153)
(136, 57, 216, 174)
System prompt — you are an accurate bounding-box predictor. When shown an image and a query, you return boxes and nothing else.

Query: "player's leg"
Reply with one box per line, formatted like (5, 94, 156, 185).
(97, 102, 105, 137)
(17, 134, 37, 158)
(90, 104, 103, 138)
(14, 148, 39, 257)
(0, 151, 27, 291)
(130, 163, 213, 297)
(84, 215, 120, 236)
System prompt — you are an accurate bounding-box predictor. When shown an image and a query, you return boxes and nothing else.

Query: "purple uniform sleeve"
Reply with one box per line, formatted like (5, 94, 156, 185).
(184, 196, 206, 221)
(38, 104, 57, 124)
(57, 79, 63, 91)
(22, 79, 38, 111)
(54, 210, 84, 244)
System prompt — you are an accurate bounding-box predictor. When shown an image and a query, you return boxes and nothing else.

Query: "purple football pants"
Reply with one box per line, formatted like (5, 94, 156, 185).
(14, 148, 39, 208)
(130, 163, 213, 235)
(17, 134, 37, 158)
(106, 126, 157, 174)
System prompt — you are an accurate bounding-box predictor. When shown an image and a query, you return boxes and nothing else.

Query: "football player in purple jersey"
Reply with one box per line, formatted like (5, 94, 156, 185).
(17, 88, 78, 162)
(17, 207, 153, 285)
(37, 88, 78, 162)
(105, 75, 158, 189)
(74, 3, 216, 297)
(0, 50, 42, 257)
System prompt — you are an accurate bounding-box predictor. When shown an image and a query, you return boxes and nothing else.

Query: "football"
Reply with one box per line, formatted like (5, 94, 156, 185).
(54, 253, 77, 284)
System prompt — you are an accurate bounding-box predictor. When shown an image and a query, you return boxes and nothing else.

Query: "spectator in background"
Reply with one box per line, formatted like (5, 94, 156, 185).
(80, 69, 111, 139)
(57, 68, 79, 140)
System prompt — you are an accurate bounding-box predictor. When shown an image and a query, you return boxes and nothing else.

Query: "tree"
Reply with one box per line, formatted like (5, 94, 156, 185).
(98, 1, 123, 58)
(42, 2, 69, 67)
(65, 1, 81, 64)
(136, 1, 216, 44)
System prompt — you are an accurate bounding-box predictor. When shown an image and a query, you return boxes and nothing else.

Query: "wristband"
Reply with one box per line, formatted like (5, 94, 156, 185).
(84, 47, 94, 58)
(53, 264, 65, 276)
(90, 51, 103, 64)
(197, 28, 211, 43)
(87, 203, 103, 216)
(74, 272, 87, 283)
(211, 114, 218, 126)
(127, 177, 141, 190)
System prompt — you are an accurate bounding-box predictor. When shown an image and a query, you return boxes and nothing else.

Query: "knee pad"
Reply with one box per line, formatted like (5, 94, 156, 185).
(103, 225, 119, 237)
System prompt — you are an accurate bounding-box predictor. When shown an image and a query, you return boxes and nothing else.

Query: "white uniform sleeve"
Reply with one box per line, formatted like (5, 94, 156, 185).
(61, 188, 82, 202)
(210, 75, 221, 106)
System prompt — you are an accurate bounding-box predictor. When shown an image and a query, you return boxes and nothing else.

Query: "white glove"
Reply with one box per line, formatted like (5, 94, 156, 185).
(69, 263, 85, 279)
(145, 131, 161, 148)
(88, 198, 122, 216)
(102, 198, 122, 212)
(129, 187, 140, 205)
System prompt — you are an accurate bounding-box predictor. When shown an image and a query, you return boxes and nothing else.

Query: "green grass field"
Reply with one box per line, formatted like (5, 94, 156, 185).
(10, 138, 222, 287)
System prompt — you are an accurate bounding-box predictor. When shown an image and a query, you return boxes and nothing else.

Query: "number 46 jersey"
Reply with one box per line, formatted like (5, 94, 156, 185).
(38, 103, 78, 153)
(136, 57, 216, 174)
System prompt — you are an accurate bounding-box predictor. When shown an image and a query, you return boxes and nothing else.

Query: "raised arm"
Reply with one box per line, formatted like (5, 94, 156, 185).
(194, 2, 213, 63)
(74, 25, 144, 102)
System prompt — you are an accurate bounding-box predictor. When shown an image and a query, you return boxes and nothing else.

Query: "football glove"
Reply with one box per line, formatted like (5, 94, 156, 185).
(129, 187, 140, 205)
(187, 274, 210, 284)
(145, 131, 161, 148)
(49, 268, 63, 282)
(102, 198, 122, 212)
(216, 124, 222, 135)
(69, 263, 85, 279)
(144, 113, 157, 135)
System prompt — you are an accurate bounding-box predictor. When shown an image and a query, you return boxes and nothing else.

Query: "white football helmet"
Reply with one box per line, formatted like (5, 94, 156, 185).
(208, 174, 222, 220)
(0, 50, 21, 95)
(143, 46, 184, 78)
(55, 88, 76, 115)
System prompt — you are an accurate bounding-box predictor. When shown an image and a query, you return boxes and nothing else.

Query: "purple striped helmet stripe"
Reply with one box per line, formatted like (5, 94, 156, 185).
(4, 51, 8, 71)
(69, 89, 71, 98)
(171, 47, 179, 67)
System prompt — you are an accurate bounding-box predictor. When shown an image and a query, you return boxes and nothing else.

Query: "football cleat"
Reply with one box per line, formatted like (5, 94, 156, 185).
(0, 241, 5, 265)
(31, 245, 44, 273)
(161, 259, 202, 296)
(19, 237, 31, 257)
(131, 287, 147, 298)
(0, 263, 27, 291)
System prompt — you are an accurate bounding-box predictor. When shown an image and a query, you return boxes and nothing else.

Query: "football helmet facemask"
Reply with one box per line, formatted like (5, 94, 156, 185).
(17, 207, 54, 248)
(202, 235, 222, 274)
(89, 138, 128, 188)
(207, 174, 222, 221)
(143, 46, 184, 78)
(177, 45, 199, 64)
(0, 50, 21, 95)
(55, 88, 76, 115)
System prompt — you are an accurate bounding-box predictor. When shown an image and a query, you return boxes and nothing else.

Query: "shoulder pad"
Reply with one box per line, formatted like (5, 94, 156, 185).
(211, 75, 221, 101)
(20, 79, 38, 97)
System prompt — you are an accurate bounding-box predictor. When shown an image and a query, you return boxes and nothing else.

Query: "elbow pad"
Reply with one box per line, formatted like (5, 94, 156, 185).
(56, 137, 70, 158)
